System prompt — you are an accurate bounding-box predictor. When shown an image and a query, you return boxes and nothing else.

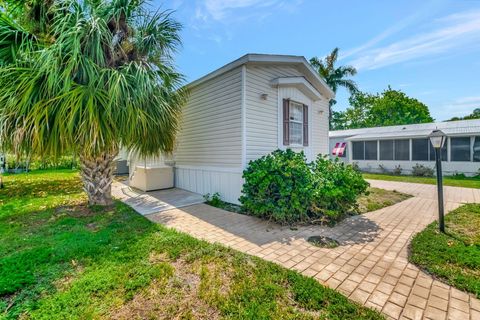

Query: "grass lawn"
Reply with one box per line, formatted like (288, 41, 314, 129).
(0, 170, 383, 319)
(363, 173, 480, 189)
(410, 204, 480, 298)
(357, 187, 411, 213)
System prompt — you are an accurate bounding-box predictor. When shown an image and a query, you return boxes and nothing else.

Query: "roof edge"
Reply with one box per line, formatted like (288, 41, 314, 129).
(186, 54, 335, 99)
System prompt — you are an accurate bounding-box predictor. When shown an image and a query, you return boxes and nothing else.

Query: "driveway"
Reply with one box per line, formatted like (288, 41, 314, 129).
(112, 179, 480, 320)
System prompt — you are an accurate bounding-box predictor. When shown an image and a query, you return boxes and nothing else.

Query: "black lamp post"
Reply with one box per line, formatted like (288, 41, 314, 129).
(429, 129, 447, 233)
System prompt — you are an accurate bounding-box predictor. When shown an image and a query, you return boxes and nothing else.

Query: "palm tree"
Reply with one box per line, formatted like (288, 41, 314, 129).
(310, 48, 358, 107)
(0, 0, 187, 205)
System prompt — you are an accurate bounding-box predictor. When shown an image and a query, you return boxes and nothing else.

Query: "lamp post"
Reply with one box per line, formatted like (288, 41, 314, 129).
(429, 130, 447, 233)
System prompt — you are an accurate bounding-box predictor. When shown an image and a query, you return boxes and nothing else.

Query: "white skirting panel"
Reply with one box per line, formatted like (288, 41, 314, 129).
(174, 166, 244, 204)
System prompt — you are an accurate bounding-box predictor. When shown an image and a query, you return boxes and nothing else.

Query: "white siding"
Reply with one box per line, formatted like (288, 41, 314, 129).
(244, 65, 329, 164)
(175, 67, 243, 167)
(312, 97, 330, 157)
(175, 167, 243, 204)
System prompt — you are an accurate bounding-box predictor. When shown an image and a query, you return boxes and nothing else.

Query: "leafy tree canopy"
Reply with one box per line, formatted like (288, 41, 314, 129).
(331, 87, 434, 130)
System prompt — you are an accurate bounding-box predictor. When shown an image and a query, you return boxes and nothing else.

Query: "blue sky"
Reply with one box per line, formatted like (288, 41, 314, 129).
(152, 0, 480, 121)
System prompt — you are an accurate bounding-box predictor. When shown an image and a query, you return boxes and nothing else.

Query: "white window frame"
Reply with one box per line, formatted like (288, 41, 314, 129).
(288, 100, 304, 147)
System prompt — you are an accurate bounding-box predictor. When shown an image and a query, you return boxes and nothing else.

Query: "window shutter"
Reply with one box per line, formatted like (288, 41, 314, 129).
(283, 99, 289, 145)
(303, 104, 309, 146)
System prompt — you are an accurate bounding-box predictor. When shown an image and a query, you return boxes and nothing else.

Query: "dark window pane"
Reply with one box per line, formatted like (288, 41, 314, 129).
(474, 137, 480, 162)
(352, 141, 364, 160)
(412, 139, 429, 161)
(394, 140, 410, 160)
(379, 140, 394, 160)
(429, 141, 447, 161)
(365, 141, 378, 160)
(451, 137, 471, 161)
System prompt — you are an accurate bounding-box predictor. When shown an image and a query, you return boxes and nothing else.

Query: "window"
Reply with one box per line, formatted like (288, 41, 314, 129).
(428, 141, 448, 161)
(283, 100, 308, 146)
(412, 139, 429, 161)
(365, 141, 378, 160)
(289, 102, 303, 145)
(352, 141, 364, 160)
(379, 140, 394, 160)
(474, 137, 480, 162)
(394, 140, 409, 160)
(451, 137, 471, 161)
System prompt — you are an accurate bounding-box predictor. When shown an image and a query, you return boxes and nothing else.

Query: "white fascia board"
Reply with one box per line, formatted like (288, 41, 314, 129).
(186, 54, 335, 100)
(270, 77, 323, 101)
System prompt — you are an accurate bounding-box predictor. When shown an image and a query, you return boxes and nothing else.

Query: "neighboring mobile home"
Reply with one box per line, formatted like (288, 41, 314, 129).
(330, 119, 480, 176)
(129, 54, 334, 203)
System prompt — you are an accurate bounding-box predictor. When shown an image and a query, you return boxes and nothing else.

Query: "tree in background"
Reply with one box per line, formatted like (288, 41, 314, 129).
(310, 48, 358, 123)
(331, 87, 434, 130)
(0, 0, 187, 205)
(448, 108, 480, 121)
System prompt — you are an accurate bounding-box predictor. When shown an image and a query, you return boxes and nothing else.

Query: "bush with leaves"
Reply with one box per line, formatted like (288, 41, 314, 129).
(240, 149, 313, 224)
(411, 164, 434, 177)
(393, 165, 402, 175)
(240, 150, 368, 224)
(311, 156, 369, 221)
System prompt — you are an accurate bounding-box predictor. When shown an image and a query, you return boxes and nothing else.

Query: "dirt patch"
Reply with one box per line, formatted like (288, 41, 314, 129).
(110, 257, 222, 320)
(55, 204, 94, 217)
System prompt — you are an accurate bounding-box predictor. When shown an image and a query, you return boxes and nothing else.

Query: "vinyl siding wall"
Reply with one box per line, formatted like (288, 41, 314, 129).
(245, 64, 329, 164)
(173, 66, 243, 203)
(175, 67, 243, 167)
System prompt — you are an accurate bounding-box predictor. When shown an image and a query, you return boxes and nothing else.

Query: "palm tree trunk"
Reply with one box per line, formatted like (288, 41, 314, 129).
(80, 152, 117, 206)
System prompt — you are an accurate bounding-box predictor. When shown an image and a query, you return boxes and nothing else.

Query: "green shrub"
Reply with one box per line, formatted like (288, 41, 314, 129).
(240, 150, 368, 225)
(204, 192, 223, 207)
(311, 156, 369, 220)
(3, 154, 78, 171)
(240, 149, 313, 224)
(393, 165, 402, 175)
(411, 164, 434, 177)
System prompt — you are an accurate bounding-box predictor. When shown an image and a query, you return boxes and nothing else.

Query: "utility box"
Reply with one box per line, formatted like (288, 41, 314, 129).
(129, 165, 174, 191)
(115, 160, 129, 175)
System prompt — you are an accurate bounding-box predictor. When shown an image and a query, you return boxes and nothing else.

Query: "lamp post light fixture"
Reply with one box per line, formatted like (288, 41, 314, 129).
(429, 129, 447, 233)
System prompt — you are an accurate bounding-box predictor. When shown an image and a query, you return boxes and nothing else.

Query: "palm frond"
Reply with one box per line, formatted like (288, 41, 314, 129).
(0, 0, 187, 160)
(310, 47, 358, 96)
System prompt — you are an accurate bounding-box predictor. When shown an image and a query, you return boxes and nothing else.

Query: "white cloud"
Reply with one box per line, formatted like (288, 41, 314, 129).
(436, 96, 480, 120)
(190, 0, 301, 44)
(451, 96, 480, 109)
(340, 2, 438, 60)
(347, 10, 480, 70)
(194, 0, 299, 23)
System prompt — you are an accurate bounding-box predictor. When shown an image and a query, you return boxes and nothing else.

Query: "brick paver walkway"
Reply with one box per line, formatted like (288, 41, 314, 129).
(113, 180, 480, 320)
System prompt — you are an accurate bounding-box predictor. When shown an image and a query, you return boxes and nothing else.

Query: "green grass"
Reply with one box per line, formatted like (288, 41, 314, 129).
(363, 173, 480, 189)
(357, 187, 412, 213)
(410, 204, 480, 298)
(0, 170, 383, 319)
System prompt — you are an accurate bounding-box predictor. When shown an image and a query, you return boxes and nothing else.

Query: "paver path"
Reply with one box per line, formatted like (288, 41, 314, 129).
(113, 180, 480, 320)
